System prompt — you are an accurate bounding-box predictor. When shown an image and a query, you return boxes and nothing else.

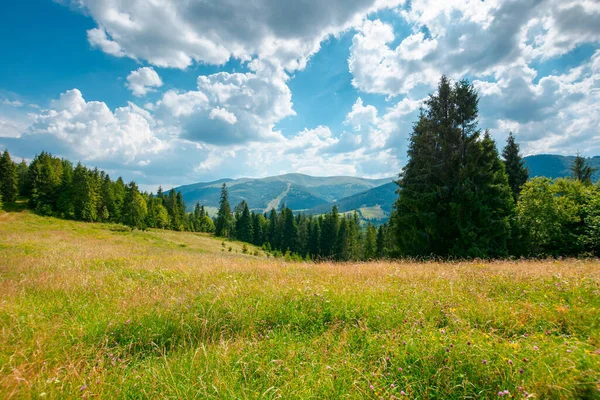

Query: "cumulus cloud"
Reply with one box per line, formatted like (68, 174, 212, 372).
(481, 51, 600, 156)
(349, 0, 600, 96)
(155, 61, 294, 145)
(66, 0, 404, 70)
(126, 67, 163, 96)
(22, 89, 168, 163)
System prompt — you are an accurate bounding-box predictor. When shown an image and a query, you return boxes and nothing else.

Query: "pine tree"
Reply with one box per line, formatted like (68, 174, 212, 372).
(393, 76, 513, 258)
(112, 177, 126, 223)
(176, 191, 187, 230)
(308, 217, 321, 259)
(72, 163, 99, 222)
(363, 223, 377, 260)
(502, 132, 528, 200)
(320, 206, 339, 258)
(27, 152, 63, 213)
(215, 183, 233, 237)
(281, 207, 298, 253)
(267, 209, 279, 249)
(376, 225, 385, 258)
(236, 201, 254, 243)
(56, 160, 74, 218)
(17, 159, 28, 196)
(452, 131, 514, 257)
(122, 182, 147, 229)
(571, 154, 597, 185)
(0, 150, 19, 203)
(252, 213, 264, 246)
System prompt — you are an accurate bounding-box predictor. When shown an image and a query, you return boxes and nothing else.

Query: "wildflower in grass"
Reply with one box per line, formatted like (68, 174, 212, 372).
(441, 329, 445, 334)
(80, 385, 87, 391)
(370, 385, 375, 390)
(391, 384, 395, 389)
(508, 359, 513, 365)
(503, 390, 509, 395)
(482, 359, 488, 365)
(400, 390, 406, 395)
(398, 367, 403, 372)
(498, 391, 504, 396)
(467, 341, 471, 346)
(533, 345, 538, 351)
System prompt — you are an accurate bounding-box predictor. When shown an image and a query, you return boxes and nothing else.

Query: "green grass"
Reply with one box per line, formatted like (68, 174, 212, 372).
(358, 205, 387, 220)
(1, 211, 599, 399)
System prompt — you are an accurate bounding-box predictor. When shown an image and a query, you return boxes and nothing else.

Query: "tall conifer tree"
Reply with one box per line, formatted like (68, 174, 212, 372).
(502, 132, 528, 200)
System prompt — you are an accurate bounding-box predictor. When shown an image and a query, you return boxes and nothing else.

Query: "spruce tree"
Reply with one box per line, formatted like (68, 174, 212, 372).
(72, 163, 99, 222)
(363, 223, 377, 260)
(376, 225, 385, 258)
(252, 213, 264, 246)
(56, 160, 74, 218)
(0, 150, 19, 203)
(308, 217, 321, 259)
(393, 76, 513, 258)
(571, 154, 597, 185)
(122, 182, 147, 229)
(267, 209, 279, 249)
(281, 207, 298, 253)
(215, 183, 233, 237)
(502, 132, 529, 200)
(236, 201, 254, 243)
(320, 206, 339, 258)
(176, 191, 187, 230)
(17, 159, 28, 196)
(112, 177, 126, 223)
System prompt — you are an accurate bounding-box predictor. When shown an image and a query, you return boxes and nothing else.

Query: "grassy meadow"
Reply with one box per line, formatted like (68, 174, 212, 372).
(1, 211, 600, 399)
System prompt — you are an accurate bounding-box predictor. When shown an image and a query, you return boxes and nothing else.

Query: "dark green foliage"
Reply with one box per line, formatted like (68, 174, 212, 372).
(363, 223, 377, 260)
(280, 207, 297, 253)
(392, 76, 514, 258)
(0, 150, 19, 203)
(320, 205, 339, 258)
(215, 184, 233, 238)
(17, 159, 28, 196)
(235, 201, 254, 243)
(502, 132, 529, 200)
(570, 154, 597, 185)
(122, 182, 147, 230)
(2, 149, 211, 233)
(376, 225, 385, 258)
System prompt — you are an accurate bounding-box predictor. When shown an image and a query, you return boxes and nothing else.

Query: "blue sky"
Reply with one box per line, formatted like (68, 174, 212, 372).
(1, 0, 599, 190)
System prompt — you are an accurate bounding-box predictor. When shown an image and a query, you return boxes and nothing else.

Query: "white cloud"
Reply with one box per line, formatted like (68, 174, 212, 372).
(349, 0, 600, 96)
(66, 0, 404, 70)
(2, 99, 24, 107)
(24, 89, 168, 163)
(126, 67, 163, 96)
(480, 50, 600, 156)
(155, 61, 294, 145)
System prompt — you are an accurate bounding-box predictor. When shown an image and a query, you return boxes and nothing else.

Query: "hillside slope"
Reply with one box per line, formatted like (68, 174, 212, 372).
(524, 154, 600, 181)
(174, 173, 393, 212)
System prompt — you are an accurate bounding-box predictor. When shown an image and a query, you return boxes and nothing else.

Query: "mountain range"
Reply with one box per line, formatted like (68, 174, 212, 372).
(173, 154, 600, 224)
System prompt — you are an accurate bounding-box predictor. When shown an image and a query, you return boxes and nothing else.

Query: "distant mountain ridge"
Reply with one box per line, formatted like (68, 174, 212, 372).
(524, 154, 600, 181)
(173, 154, 599, 223)
(173, 173, 393, 214)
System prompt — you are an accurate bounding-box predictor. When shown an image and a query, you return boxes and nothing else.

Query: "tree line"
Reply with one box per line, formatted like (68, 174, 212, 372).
(390, 76, 599, 258)
(1, 76, 598, 260)
(0, 151, 214, 233)
(212, 182, 388, 260)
